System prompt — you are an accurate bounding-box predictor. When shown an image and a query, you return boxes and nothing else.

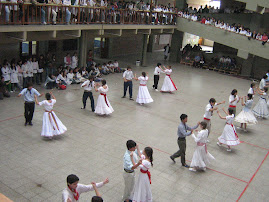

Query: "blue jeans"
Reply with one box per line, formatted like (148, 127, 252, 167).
(41, 8, 46, 23)
(5, 6, 10, 23)
(66, 9, 71, 23)
(123, 81, 133, 98)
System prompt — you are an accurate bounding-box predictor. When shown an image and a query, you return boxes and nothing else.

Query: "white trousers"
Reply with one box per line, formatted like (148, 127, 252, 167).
(122, 171, 135, 201)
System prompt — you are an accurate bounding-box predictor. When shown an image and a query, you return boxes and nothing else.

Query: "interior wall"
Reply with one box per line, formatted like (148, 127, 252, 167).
(0, 43, 20, 63)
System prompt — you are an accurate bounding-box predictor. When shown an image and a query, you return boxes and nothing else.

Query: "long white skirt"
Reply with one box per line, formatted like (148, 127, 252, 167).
(252, 98, 269, 118)
(131, 171, 152, 202)
(218, 124, 240, 146)
(235, 110, 257, 124)
(161, 75, 177, 92)
(95, 94, 114, 115)
(41, 111, 67, 137)
(136, 86, 153, 104)
(190, 145, 215, 169)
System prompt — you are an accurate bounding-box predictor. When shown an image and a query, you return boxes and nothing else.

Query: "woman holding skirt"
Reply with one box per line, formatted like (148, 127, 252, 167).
(160, 66, 177, 93)
(134, 72, 153, 105)
(252, 87, 269, 118)
(34, 92, 67, 139)
(189, 122, 215, 172)
(94, 80, 114, 115)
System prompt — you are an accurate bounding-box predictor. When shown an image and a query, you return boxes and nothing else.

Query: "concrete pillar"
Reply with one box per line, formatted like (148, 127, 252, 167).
(169, 30, 184, 62)
(240, 54, 254, 77)
(79, 31, 88, 68)
(141, 34, 148, 66)
(147, 35, 155, 52)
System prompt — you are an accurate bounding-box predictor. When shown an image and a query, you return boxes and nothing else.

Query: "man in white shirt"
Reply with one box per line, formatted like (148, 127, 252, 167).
(122, 66, 134, 100)
(152, 63, 162, 91)
(203, 98, 225, 136)
(62, 174, 109, 202)
(81, 76, 95, 112)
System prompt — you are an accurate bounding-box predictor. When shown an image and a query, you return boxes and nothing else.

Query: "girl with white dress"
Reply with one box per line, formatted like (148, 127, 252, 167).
(189, 122, 215, 172)
(235, 94, 257, 131)
(131, 147, 153, 202)
(1, 60, 11, 92)
(252, 87, 269, 118)
(228, 89, 240, 115)
(217, 108, 240, 152)
(34, 92, 67, 139)
(134, 72, 153, 105)
(160, 65, 177, 93)
(248, 83, 255, 97)
(10, 61, 20, 91)
(94, 80, 114, 115)
(71, 52, 78, 69)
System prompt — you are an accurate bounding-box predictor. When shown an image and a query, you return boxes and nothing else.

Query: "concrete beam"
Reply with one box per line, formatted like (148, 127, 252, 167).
(6, 31, 27, 41)
(63, 30, 81, 38)
(163, 28, 174, 34)
(103, 29, 122, 36)
(137, 29, 151, 35)
(151, 29, 163, 34)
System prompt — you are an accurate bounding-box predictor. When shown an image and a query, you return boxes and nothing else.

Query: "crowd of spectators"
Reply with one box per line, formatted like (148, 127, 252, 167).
(178, 7, 269, 45)
(183, 4, 247, 14)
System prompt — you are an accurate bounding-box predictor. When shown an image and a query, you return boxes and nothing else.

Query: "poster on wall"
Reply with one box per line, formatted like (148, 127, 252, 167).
(159, 34, 171, 45)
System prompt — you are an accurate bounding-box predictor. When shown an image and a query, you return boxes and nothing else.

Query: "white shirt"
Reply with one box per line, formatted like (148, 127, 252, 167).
(39, 99, 56, 111)
(71, 56, 78, 69)
(123, 149, 138, 170)
(259, 78, 266, 89)
(21, 64, 29, 78)
(153, 66, 161, 75)
(204, 103, 217, 119)
(1, 66, 11, 81)
(62, 0, 71, 6)
(229, 95, 239, 106)
(32, 61, 39, 74)
(62, 182, 104, 202)
(113, 62, 119, 68)
(81, 80, 95, 91)
(248, 87, 254, 95)
(56, 74, 66, 84)
(163, 69, 172, 75)
(27, 61, 34, 77)
(138, 76, 148, 85)
(123, 70, 134, 80)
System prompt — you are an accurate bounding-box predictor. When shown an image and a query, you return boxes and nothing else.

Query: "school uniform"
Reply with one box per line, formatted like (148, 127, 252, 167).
(21, 64, 29, 88)
(229, 95, 239, 115)
(32, 61, 39, 84)
(81, 80, 95, 112)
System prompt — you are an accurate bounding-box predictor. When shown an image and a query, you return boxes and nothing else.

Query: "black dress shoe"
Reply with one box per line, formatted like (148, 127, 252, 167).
(182, 164, 190, 168)
(170, 156, 176, 163)
(29, 122, 33, 126)
(121, 96, 126, 98)
(129, 98, 134, 100)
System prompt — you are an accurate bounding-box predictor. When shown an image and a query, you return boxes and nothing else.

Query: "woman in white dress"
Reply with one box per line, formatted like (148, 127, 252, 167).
(217, 108, 240, 151)
(10, 61, 20, 91)
(71, 52, 78, 69)
(94, 80, 114, 115)
(228, 89, 240, 115)
(34, 92, 67, 139)
(134, 72, 153, 105)
(131, 147, 153, 202)
(235, 94, 257, 132)
(189, 122, 215, 172)
(160, 65, 177, 93)
(252, 87, 269, 118)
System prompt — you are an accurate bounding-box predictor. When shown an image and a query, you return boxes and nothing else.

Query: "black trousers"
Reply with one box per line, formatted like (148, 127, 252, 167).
(24, 102, 35, 123)
(82, 91, 95, 111)
(171, 138, 186, 165)
(153, 75, 159, 89)
(123, 81, 133, 98)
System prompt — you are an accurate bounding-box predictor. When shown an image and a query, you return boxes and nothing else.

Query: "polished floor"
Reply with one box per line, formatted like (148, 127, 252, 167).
(0, 52, 268, 202)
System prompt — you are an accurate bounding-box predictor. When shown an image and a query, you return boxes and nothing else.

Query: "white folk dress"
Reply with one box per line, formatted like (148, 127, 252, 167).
(131, 155, 152, 202)
(39, 99, 67, 137)
(235, 100, 257, 124)
(252, 93, 269, 118)
(95, 85, 114, 115)
(136, 76, 153, 104)
(218, 114, 240, 146)
(160, 69, 177, 92)
(190, 129, 215, 169)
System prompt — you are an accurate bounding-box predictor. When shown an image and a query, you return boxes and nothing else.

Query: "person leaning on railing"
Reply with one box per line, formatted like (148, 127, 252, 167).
(62, 0, 71, 24)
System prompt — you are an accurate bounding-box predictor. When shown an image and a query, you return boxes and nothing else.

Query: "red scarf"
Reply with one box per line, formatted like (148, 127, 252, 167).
(166, 74, 177, 90)
(68, 186, 79, 201)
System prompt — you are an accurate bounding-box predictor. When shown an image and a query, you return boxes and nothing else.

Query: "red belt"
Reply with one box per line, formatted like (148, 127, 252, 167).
(229, 105, 236, 108)
(100, 93, 109, 107)
(166, 74, 177, 90)
(140, 168, 151, 184)
(204, 117, 210, 121)
(197, 142, 207, 153)
(226, 123, 238, 138)
(140, 84, 146, 86)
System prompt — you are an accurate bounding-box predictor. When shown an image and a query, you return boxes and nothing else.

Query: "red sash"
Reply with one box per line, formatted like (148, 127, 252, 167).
(203, 117, 210, 121)
(68, 186, 79, 201)
(229, 105, 236, 108)
(197, 142, 207, 153)
(226, 123, 238, 138)
(140, 84, 146, 86)
(166, 74, 177, 90)
(100, 93, 109, 107)
(140, 168, 151, 184)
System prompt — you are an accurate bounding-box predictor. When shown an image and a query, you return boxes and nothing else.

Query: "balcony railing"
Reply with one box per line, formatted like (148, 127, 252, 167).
(0, 2, 177, 25)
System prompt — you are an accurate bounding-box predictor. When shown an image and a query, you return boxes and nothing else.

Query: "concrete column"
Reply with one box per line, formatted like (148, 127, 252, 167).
(169, 30, 184, 62)
(147, 35, 155, 53)
(240, 54, 254, 77)
(141, 34, 148, 66)
(79, 31, 88, 68)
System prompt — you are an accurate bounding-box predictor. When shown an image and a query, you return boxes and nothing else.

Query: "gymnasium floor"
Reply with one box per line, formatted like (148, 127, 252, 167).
(0, 52, 268, 201)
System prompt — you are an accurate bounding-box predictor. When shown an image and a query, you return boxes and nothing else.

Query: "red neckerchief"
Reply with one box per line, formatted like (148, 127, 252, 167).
(68, 186, 79, 201)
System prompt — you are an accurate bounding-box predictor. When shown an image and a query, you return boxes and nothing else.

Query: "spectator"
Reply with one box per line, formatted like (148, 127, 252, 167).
(0, 76, 11, 100)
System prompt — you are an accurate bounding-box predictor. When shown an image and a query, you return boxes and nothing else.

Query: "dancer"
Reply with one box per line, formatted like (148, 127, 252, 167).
(122, 66, 134, 100)
(259, 75, 268, 90)
(203, 98, 225, 136)
(62, 174, 109, 202)
(131, 147, 153, 202)
(91, 182, 103, 202)
(94, 80, 114, 115)
(228, 89, 240, 115)
(189, 121, 215, 172)
(248, 83, 255, 97)
(152, 63, 162, 91)
(252, 87, 269, 118)
(160, 65, 177, 93)
(235, 94, 257, 132)
(18, 82, 43, 126)
(122, 140, 141, 202)
(217, 108, 240, 152)
(170, 114, 199, 168)
(134, 72, 153, 105)
(34, 92, 67, 139)
(81, 76, 95, 112)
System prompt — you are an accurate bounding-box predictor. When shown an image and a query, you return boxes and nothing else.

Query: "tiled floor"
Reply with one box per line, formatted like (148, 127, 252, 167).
(0, 52, 268, 201)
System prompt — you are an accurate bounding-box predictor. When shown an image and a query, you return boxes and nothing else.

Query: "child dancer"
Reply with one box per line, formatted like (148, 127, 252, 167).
(235, 94, 257, 131)
(189, 121, 215, 172)
(160, 65, 177, 93)
(152, 63, 162, 91)
(248, 83, 255, 97)
(228, 89, 240, 115)
(81, 76, 95, 112)
(134, 72, 153, 105)
(252, 87, 269, 118)
(35, 92, 67, 139)
(217, 108, 240, 152)
(131, 147, 153, 202)
(94, 80, 114, 115)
